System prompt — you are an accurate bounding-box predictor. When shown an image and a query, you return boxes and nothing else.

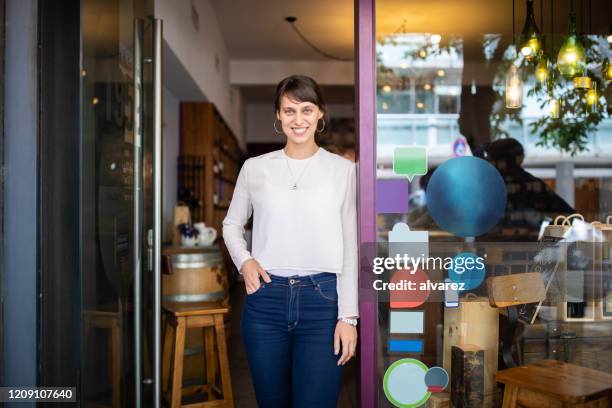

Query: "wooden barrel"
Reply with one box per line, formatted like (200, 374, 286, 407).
(162, 245, 230, 384)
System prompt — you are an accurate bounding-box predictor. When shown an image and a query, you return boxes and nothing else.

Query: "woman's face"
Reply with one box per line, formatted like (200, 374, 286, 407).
(276, 95, 324, 146)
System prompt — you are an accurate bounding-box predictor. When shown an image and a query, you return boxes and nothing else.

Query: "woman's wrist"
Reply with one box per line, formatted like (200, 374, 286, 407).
(338, 317, 358, 326)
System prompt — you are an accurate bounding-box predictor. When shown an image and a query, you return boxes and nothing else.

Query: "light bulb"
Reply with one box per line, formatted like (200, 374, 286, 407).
(585, 84, 598, 107)
(536, 59, 549, 84)
(382, 85, 392, 93)
(424, 83, 432, 91)
(521, 38, 541, 60)
(505, 65, 522, 108)
(416, 101, 425, 110)
(430, 34, 442, 44)
(557, 14, 586, 78)
(400, 62, 408, 69)
(604, 60, 612, 81)
(550, 98, 560, 118)
(437, 69, 446, 77)
(418, 49, 427, 59)
(520, 0, 540, 62)
(382, 102, 389, 111)
(573, 76, 592, 89)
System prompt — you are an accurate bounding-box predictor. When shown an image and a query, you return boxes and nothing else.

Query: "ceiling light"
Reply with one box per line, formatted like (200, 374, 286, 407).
(424, 83, 432, 91)
(437, 69, 445, 77)
(535, 58, 549, 84)
(585, 83, 598, 109)
(573, 76, 592, 89)
(382, 85, 392, 93)
(92, 97, 99, 105)
(416, 101, 425, 109)
(557, 2, 586, 78)
(505, 64, 522, 108)
(520, 0, 540, 61)
(549, 98, 560, 118)
(604, 59, 612, 81)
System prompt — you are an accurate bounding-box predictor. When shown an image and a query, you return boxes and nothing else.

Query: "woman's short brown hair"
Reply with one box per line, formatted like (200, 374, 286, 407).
(274, 75, 329, 139)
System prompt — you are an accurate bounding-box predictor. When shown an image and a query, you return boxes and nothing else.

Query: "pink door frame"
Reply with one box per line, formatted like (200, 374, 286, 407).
(355, 0, 377, 406)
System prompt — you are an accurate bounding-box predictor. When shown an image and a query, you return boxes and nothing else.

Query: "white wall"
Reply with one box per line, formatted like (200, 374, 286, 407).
(230, 60, 355, 86)
(155, 0, 245, 146)
(163, 87, 180, 241)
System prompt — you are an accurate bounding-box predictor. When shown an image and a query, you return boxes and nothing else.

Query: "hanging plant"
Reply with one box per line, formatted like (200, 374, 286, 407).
(491, 35, 611, 155)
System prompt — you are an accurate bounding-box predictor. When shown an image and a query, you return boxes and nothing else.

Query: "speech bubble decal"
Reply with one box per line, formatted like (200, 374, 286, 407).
(393, 146, 428, 182)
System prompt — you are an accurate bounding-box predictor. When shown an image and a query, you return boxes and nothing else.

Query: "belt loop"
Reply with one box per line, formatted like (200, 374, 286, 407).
(308, 274, 317, 287)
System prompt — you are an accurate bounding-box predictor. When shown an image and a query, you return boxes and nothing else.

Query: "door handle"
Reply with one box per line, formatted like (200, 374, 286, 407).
(152, 17, 164, 408)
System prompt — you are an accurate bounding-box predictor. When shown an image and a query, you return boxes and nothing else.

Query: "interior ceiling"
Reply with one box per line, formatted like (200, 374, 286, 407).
(212, 0, 610, 60)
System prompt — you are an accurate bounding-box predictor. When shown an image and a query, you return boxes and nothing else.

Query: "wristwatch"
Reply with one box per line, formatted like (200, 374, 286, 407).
(339, 317, 358, 326)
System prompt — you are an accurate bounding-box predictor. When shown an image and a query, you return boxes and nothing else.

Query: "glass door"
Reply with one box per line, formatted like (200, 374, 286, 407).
(81, 0, 162, 406)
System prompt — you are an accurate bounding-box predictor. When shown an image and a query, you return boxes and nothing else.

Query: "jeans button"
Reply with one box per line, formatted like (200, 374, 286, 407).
(290, 279, 295, 285)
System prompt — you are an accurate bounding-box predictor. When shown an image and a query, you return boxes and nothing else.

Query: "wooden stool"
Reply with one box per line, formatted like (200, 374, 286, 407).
(496, 359, 612, 407)
(162, 301, 234, 408)
(487, 273, 612, 407)
(83, 310, 122, 408)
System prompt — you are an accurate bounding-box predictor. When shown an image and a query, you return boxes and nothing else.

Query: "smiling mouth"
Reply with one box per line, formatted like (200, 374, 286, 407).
(291, 127, 308, 135)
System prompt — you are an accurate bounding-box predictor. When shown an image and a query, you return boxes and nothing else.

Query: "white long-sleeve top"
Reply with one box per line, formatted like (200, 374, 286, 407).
(222, 147, 359, 318)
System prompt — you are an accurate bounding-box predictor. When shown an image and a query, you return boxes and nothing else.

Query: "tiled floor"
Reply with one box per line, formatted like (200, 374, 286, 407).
(228, 283, 358, 407)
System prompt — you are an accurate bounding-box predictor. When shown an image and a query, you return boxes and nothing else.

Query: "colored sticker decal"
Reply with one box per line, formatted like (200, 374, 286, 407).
(424, 366, 449, 393)
(448, 252, 486, 291)
(389, 311, 424, 334)
(389, 339, 424, 353)
(383, 358, 431, 408)
(426, 156, 506, 237)
(390, 268, 430, 308)
(389, 222, 429, 260)
(393, 146, 428, 182)
(376, 179, 409, 214)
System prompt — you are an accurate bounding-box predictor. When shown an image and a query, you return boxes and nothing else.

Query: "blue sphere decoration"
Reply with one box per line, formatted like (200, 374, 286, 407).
(426, 156, 506, 237)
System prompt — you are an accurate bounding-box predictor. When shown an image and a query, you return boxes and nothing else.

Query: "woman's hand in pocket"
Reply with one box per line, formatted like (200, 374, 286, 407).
(241, 259, 271, 294)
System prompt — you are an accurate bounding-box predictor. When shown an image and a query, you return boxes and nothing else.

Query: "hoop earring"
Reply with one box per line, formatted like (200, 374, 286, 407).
(273, 119, 284, 135)
(316, 119, 326, 133)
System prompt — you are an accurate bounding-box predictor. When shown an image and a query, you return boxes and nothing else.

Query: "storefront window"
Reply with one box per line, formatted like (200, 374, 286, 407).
(373, 0, 612, 406)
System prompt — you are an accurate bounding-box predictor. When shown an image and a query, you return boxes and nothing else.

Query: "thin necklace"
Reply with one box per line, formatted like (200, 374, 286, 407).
(283, 148, 318, 190)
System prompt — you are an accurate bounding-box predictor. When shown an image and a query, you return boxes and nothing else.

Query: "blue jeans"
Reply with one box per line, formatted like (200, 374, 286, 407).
(241, 272, 343, 408)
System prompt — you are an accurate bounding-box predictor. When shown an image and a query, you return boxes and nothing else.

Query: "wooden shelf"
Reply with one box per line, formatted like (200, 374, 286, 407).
(180, 102, 243, 235)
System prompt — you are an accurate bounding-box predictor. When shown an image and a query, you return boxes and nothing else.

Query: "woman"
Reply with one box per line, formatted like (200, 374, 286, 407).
(223, 75, 358, 407)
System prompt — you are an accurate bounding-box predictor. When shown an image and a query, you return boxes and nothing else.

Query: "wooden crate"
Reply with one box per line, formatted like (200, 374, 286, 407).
(443, 297, 498, 407)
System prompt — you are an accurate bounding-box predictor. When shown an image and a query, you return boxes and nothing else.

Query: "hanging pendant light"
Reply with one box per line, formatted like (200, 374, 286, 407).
(506, 64, 523, 108)
(604, 59, 612, 82)
(573, 74, 592, 89)
(520, 0, 541, 61)
(536, 58, 550, 83)
(506, 0, 523, 108)
(549, 98, 560, 118)
(557, 0, 586, 78)
(585, 82, 598, 111)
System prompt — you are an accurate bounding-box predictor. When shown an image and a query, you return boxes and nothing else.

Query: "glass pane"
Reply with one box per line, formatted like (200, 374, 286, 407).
(81, 1, 154, 406)
(374, 2, 612, 407)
